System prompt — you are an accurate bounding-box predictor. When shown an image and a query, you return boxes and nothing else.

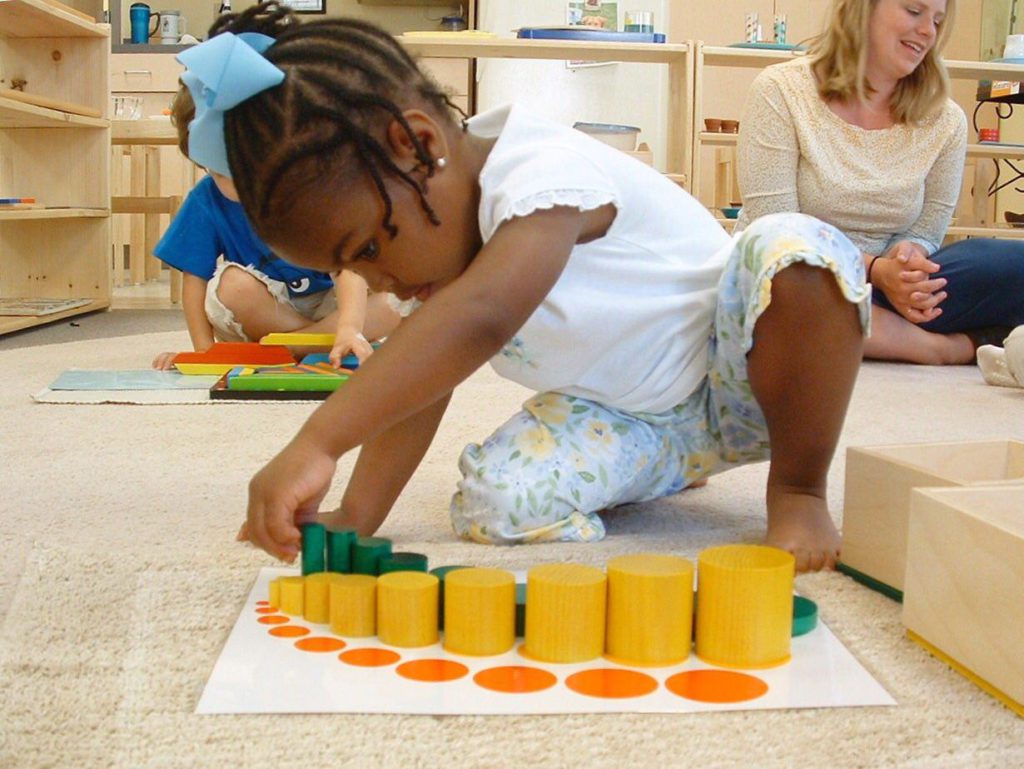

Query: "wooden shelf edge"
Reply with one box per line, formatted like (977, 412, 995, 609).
(0, 97, 108, 129)
(400, 37, 690, 64)
(0, 207, 109, 221)
(0, 299, 110, 336)
(0, 0, 108, 38)
(948, 225, 1024, 238)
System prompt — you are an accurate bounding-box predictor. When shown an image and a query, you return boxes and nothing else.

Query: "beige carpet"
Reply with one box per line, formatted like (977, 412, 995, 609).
(1, 329, 1022, 769)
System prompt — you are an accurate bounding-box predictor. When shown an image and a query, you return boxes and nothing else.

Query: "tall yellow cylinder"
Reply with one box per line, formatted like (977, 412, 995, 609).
(268, 578, 281, 609)
(605, 553, 694, 666)
(523, 563, 606, 663)
(303, 572, 332, 624)
(695, 544, 795, 669)
(443, 567, 516, 656)
(279, 576, 305, 617)
(377, 571, 439, 648)
(329, 574, 377, 637)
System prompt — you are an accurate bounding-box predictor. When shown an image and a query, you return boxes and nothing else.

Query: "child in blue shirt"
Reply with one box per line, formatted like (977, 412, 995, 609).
(151, 89, 399, 369)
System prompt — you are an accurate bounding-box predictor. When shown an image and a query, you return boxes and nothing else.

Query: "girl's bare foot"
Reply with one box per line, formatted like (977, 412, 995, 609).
(765, 487, 840, 572)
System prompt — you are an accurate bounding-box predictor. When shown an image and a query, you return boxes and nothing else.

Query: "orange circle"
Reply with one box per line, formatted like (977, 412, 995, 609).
(565, 668, 658, 699)
(474, 666, 557, 694)
(396, 659, 469, 683)
(256, 600, 269, 606)
(255, 606, 278, 614)
(269, 625, 310, 638)
(665, 669, 769, 703)
(258, 615, 289, 625)
(340, 648, 402, 667)
(295, 637, 347, 653)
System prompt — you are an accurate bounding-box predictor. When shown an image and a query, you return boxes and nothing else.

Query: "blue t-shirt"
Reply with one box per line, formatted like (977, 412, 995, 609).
(154, 176, 333, 297)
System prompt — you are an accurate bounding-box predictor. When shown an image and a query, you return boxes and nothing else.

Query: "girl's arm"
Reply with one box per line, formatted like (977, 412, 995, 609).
(330, 269, 373, 365)
(245, 205, 606, 561)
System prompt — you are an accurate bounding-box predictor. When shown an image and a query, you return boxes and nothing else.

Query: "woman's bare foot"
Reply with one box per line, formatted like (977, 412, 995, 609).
(765, 487, 840, 572)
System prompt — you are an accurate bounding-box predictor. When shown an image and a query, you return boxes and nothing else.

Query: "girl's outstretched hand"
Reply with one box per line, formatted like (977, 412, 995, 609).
(241, 438, 337, 562)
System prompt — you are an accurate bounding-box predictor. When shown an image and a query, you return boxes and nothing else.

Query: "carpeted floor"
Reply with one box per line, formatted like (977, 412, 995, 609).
(1, 329, 1022, 768)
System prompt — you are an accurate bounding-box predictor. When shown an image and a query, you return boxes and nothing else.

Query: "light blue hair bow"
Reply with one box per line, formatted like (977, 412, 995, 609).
(176, 32, 285, 177)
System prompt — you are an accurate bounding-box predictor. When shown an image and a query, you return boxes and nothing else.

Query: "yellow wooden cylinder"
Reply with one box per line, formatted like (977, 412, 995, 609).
(278, 576, 305, 617)
(268, 578, 281, 609)
(303, 572, 332, 624)
(605, 553, 694, 666)
(377, 571, 439, 648)
(695, 544, 795, 669)
(329, 574, 377, 637)
(443, 568, 516, 656)
(523, 563, 606, 663)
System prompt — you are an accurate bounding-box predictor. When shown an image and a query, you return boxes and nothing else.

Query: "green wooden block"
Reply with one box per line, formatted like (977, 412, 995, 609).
(352, 536, 392, 575)
(430, 565, 471, 629)
(326, 527, 357, 573)
(378, 552, 428, 575)
(792, 595, 818, 637)
(300, 522, 326, 575)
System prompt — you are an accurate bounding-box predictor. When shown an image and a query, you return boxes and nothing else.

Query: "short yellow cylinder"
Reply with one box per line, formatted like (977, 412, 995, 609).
(329, 574, 377, 637)
(443, 568, 516, 656)
(268, 578, 281, 609)
(278, 576, 305, 617)
(523, 563, 606, 663)
(695, 544, 795, 669)
(377, 571, 439, 648)
(303, 572, 332, 624)
(605, 553, 695, 666)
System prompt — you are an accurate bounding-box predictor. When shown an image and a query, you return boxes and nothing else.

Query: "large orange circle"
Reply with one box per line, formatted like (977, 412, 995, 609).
(340, 648, 402, 667)
(565, 668, 658, 699)
(396, 659, 468, 683)
(269, 625, 310, 638)
(258, 615, 289, 625)
(665, 669, 769, 703)
(474, 666, 558, 694)
(295, 637, 347, 653)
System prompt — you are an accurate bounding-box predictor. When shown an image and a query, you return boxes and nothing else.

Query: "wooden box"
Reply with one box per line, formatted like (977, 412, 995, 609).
(903, 485, 1024, 717)
(842, 440, 1024, 594)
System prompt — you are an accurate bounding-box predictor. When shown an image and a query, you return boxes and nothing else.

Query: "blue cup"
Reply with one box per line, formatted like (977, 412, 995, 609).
(129, 3, 159, 44)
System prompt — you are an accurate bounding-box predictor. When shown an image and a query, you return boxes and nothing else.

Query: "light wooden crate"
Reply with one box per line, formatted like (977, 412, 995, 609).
(841, 439, 1024, 595)
(903, 485, 1024, 717)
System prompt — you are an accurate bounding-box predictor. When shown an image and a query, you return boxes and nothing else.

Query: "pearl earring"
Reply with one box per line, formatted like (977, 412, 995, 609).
(435, 156, 447, 169)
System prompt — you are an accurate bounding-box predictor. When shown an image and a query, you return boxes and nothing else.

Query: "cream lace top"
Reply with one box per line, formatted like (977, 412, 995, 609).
(736, 57, 967, 256)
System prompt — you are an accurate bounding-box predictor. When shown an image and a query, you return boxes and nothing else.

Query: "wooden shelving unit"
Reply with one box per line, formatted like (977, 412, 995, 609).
(0, 0, 111, 335)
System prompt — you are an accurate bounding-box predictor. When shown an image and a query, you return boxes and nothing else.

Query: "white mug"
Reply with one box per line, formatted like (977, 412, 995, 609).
(159, 10, 187, 44)
(1005, 33, 1024, 59)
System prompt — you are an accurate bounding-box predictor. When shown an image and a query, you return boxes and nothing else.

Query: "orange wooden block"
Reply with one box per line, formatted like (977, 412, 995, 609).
(172, 342, 296, 375)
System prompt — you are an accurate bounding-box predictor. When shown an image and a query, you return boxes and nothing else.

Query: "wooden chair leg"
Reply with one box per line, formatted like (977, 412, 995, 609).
(129, 146, 146, 285)
(168, 195, 183, 304)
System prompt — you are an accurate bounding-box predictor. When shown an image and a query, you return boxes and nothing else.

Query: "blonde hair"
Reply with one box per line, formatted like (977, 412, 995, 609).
(808, 0, 956, 124)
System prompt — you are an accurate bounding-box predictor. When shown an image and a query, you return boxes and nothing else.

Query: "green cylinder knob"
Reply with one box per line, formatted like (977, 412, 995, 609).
(378, 552, 429, 574)
(352, 536, 392, 575)
(300, 523, 326, 575)
(326, 527, 357, 573)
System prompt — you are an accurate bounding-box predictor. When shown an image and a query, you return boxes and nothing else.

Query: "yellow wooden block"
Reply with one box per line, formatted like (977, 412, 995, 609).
(443, 568, 516, 656)
(278, 576, 305, 617)
(377, 571, 439, 648)
(268, 578, 280, 609)
(843, 440, 1024, 592)
(695, 544, 794, 669)
(303, 572, 332, 624)
(903, 486, 1024, 716)
(523, 563, 606, 663)
(606, 553, 694, 666)
(329, 574, 377, 637)
(260, 332, 335, 347)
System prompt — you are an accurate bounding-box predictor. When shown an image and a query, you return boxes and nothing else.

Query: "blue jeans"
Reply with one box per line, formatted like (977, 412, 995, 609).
(872, 238, 1024, 332)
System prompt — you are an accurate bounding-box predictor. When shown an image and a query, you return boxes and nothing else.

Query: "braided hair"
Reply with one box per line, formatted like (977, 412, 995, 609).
(211, 2, 466, 239)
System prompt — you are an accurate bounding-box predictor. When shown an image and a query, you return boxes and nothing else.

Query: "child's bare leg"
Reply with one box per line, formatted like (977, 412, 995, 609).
(746, 263, 863, 572)
(863, 305, 973, 364)
(217, 265, 323, 340)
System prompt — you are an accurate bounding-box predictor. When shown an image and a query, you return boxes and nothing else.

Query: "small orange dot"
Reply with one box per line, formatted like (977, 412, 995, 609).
(295, 637, 347, 653)
(340, 648, 402, 667)
(396, 659, 468, 683)
(270, 625, 310, 638)
(255, 606, 278, 614)
(258, 615, 289, 625)
(474, 666, 557, 694)
(665, 669, 768, 703)
(565, 668, 658, 699)
(256, 600, 269, 606)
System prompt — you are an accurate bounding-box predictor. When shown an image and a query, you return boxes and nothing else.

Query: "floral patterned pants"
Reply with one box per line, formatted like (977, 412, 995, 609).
(451, 213, 871, 544)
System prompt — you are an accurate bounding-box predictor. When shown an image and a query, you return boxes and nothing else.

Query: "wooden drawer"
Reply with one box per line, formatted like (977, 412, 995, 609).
(111, 53, 184, 93)
(420, 57, 470, 97)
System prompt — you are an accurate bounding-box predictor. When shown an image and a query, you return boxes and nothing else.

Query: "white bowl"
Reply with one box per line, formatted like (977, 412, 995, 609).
(573, 122, 640, 151)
